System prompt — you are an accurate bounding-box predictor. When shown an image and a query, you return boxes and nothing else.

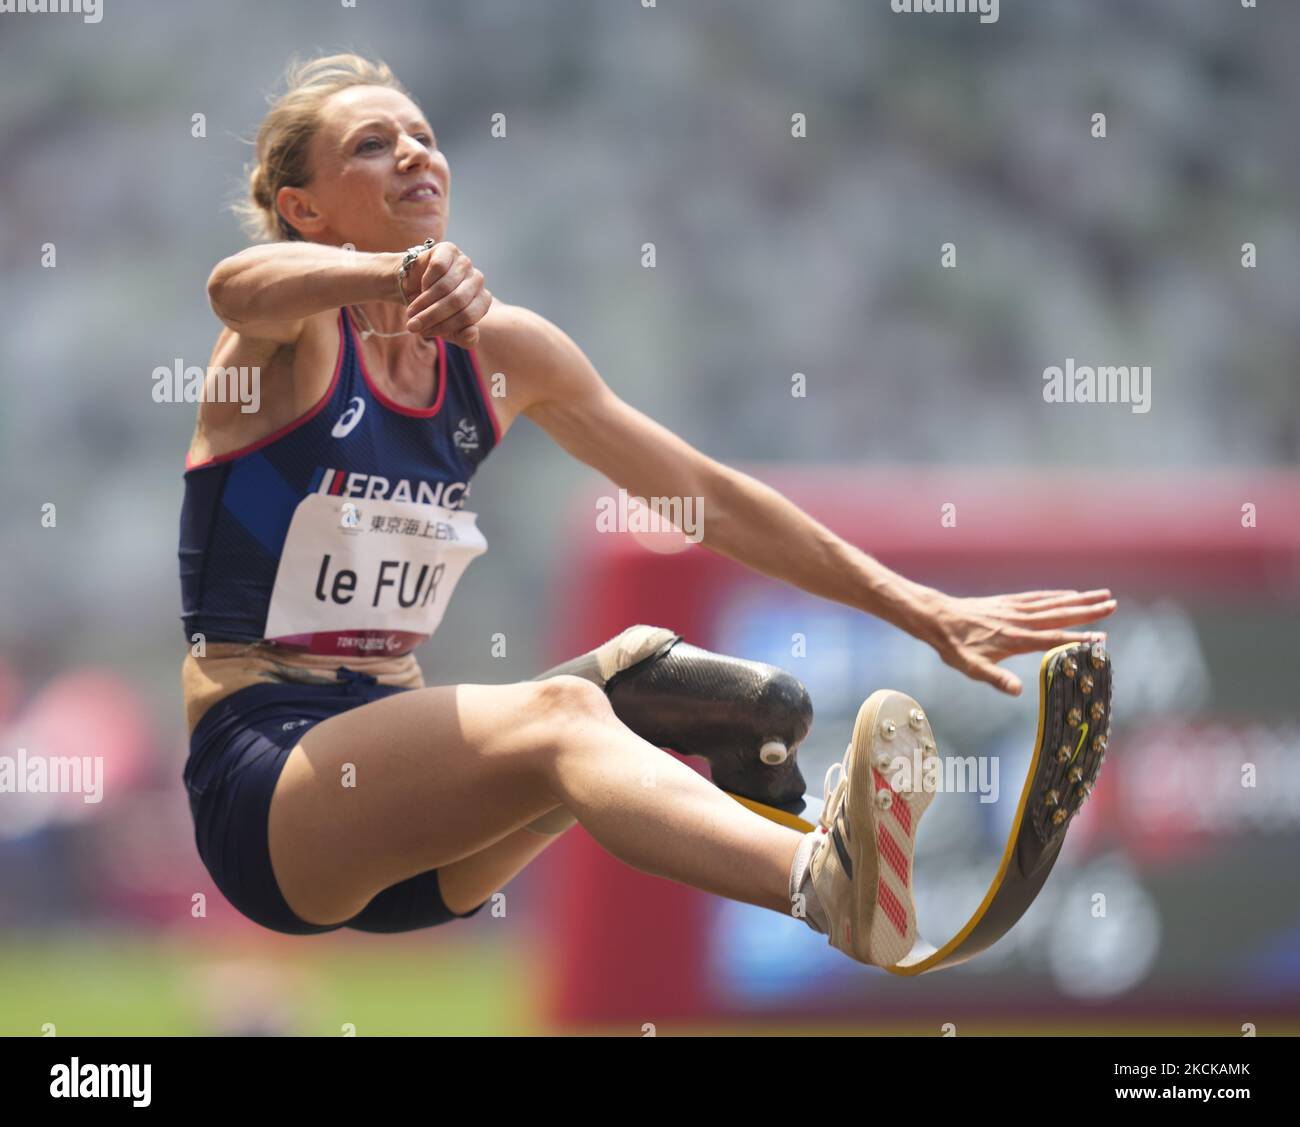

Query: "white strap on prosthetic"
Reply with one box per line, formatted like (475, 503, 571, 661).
(592, 625, 680, 683)
(524, 626, 680, 835)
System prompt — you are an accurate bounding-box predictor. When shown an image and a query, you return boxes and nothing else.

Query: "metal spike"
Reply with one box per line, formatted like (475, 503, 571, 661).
(1090, 645, 1108, 669)
(1056, 744, 1072, 764)
(1052, 807, 1069, 825)
(908, 708, 926, 730)
(875, 788, 893, 811)
(1044, 788, 1060, 808)
(1090, 701, 1106, 723)
(874, 751, 893, 772)
(1067, 707, 1083, 728)
(1092, 734, 1107, 753)
(1062, 656, 1078, 678)
(881, 719, 897, 740)
(1079, 674, 1094, 695)
(1068, 766, 1084, 783)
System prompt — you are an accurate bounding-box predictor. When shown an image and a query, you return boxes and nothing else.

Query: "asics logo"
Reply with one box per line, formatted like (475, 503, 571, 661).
(331, 397, 366, 438)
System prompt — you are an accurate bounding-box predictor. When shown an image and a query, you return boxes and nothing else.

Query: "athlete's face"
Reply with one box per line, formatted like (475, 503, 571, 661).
(277, 85, 451, 252)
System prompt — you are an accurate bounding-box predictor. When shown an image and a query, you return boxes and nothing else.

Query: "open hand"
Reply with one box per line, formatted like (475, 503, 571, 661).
(911, 588, 1117, 695)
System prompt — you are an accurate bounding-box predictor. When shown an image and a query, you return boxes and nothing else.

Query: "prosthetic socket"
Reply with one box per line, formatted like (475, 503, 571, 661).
(526, 626, 812, 833)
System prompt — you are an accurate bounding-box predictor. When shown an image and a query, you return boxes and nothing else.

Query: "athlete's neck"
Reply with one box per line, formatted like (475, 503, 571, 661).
(349, 304, 440, 407)
(351, 300, 409, 338)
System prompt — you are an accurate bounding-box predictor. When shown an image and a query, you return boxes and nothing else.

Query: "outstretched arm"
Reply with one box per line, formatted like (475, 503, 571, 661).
(495, 306, 1116, 695)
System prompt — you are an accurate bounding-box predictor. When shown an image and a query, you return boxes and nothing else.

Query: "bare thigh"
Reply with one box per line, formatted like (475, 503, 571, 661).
(267, 679, 571, 926)
(435, 825, 562, 915)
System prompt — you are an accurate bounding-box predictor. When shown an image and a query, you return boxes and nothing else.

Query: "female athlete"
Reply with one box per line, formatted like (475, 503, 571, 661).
(180, 53, 1117, 967)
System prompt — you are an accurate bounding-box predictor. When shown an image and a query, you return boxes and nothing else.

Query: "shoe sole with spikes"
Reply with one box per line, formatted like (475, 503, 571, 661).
(809, 689, 941, 968)
(882, 640, 1115, 973)
(1023, 641, 1112, 864)
(737, 642, 1115, 974)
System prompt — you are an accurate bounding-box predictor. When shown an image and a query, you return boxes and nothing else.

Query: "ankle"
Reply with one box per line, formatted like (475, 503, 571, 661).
(788, 829, 829, 934)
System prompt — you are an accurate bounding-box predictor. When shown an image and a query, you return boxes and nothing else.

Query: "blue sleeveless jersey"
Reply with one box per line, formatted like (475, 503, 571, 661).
(179, 308, 501, 657)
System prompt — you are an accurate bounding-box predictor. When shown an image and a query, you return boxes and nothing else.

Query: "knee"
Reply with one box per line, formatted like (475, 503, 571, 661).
(514, 676, 617, 793)
(529, 674, 614, 725)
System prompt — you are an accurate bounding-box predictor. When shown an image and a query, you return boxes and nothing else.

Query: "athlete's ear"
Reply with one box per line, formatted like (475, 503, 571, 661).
(276, 185, 326, 238)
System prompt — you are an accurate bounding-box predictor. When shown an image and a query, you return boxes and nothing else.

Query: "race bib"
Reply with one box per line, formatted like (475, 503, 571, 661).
(263, 493, 487, 656)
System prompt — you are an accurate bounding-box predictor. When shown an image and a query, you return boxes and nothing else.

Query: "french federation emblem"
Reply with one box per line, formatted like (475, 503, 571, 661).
(454, 417, 480, 452)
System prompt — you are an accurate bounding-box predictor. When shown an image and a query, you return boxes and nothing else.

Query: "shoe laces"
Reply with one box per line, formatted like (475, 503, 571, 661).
(817, 746, 851, 832)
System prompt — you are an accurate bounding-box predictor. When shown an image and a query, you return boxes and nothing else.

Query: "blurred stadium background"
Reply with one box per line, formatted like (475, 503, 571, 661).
(1, 0, 1298, 1035)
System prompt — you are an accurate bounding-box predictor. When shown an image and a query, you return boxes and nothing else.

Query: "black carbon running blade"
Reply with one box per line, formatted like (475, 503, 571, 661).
(887, 641, 1114, 974)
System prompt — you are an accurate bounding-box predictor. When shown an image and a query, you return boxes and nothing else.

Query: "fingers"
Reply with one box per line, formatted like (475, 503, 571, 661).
(1011, 599, 1118, 628)
(419, 286, 493, 348)
(417, 242, 456, 289)
(940, 585, 1116, 693)
(405, 255, 476, 324)
(955, 653, 1022, 696)
(449, 303, 488, 349)
(397, 242, 455, 305)
(393, 240, 492, 346)
(999, 626, 1107, 655)
(415, 241, 463, 295)
(406, 271, 489, 339)
(1009, 588, 1113, 609)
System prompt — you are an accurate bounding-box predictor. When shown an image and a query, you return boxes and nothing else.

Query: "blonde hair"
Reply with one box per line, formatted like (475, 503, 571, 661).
(232, 52, 411, 243)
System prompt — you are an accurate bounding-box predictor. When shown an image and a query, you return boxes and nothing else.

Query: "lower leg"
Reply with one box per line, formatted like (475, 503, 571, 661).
(541, 697, 803, 915)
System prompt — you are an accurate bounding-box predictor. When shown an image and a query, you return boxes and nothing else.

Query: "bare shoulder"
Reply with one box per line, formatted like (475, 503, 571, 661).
(188, 308, 342, 464)
(472, 301, 596, 433)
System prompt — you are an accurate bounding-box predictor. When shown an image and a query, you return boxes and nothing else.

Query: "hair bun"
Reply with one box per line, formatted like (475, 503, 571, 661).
(249, 164, 272, 208)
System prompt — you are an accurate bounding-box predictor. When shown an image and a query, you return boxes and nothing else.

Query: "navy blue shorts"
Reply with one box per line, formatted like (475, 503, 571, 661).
(182, 666, 486, 936)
